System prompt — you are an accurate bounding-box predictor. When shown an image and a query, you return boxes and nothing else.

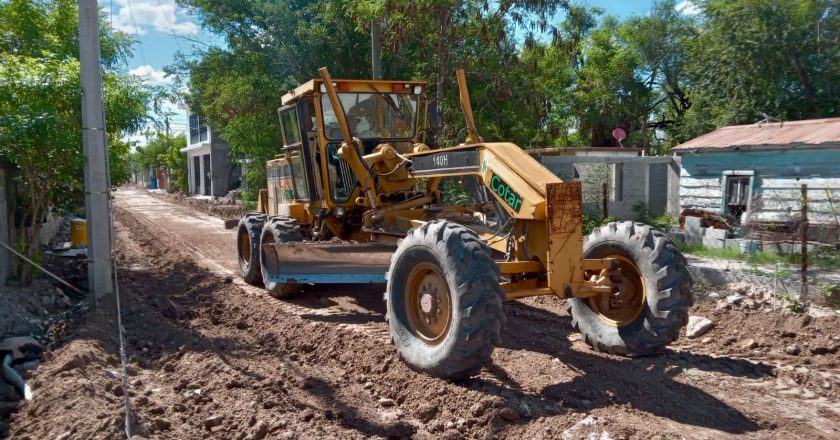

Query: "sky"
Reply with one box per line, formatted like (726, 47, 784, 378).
(115, 0, 698, 144)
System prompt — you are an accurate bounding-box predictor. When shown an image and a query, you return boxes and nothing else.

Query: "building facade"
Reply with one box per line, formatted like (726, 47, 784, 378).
(530, 148, 681, 221)
(673, 118, 840, 242)
(180, 109, 241, 197)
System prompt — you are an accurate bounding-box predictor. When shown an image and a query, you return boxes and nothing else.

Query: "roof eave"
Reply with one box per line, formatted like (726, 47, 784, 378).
(673, 142, 840, 154)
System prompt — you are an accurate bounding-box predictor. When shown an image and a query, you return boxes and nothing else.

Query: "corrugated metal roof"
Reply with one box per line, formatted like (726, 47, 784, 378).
(673, 117, 840, 152)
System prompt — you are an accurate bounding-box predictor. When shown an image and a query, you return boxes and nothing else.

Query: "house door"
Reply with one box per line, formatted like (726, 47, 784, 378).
(193, 156, 200, 194)
(725, 175, 750, 220)
(203, 154, 211, 196)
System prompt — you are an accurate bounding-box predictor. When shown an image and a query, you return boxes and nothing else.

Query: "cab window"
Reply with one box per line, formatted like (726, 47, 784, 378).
(278, 106, 310, 201)
(280, 107, 301, 145)
(326, 143, 356, 202)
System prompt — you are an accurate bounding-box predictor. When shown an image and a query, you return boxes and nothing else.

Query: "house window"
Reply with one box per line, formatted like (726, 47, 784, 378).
(725, 175, 750, 219)
(189, 113, 209, 144)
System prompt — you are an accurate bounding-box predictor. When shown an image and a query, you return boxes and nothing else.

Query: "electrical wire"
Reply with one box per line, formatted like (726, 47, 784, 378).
(153, 0, 184, 53)
(125, 0, 149, 69)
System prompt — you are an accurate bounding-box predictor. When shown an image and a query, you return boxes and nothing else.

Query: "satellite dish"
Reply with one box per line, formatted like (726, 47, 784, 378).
(612, 128, 627, 147)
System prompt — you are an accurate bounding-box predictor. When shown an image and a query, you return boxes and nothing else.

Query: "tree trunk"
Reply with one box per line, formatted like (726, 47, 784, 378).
(787, 50, 817, 116)
(435, 7, 448, 146)
(371, 18, 382, 80)
(17, 200, 44, 285)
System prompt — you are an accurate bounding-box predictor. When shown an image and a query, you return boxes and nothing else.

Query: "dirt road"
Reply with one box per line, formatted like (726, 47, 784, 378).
(7, 187, 840, 439)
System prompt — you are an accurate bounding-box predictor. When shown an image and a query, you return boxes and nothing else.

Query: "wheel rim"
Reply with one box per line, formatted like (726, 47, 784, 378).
(586, 255, 646, 327)
(405, 261, 452, 345)
(239, 227, 252, 264)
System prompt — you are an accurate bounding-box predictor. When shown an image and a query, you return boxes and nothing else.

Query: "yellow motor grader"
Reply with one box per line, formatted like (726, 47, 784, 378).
(237, 67, 691, 379)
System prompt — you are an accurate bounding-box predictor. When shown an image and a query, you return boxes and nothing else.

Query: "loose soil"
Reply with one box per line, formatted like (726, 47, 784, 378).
(147, 189, 242, 220)
(4, 187, 840, 439)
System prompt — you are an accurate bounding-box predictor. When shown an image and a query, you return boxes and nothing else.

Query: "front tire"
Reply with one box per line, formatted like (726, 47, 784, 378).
(567, 221, 692, 356)
(259, 217, 304, 298)
(237, 212, 266, 285)
(385, 220, 505, 380)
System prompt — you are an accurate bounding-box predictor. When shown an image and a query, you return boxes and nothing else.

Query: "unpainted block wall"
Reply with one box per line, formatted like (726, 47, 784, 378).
(534, 155, 680, 221)
(210, 136, 232, 198)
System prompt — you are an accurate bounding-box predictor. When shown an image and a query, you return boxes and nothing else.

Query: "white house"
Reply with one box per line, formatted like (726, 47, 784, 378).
(180, 107, 241, 197)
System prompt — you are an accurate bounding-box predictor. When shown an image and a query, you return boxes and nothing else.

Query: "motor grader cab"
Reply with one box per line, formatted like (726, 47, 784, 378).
(237, 67, 692, 379)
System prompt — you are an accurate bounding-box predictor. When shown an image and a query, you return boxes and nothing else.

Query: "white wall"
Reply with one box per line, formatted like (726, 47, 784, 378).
(184, 144, 211, 196)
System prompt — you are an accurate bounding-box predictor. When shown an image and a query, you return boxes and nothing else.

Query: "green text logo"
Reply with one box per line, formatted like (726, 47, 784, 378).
(489, 174, 523, 212)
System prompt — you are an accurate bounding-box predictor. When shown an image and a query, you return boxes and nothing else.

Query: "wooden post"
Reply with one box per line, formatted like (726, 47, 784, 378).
(800, 184, 808, 303)
(602, 182, 609, 219)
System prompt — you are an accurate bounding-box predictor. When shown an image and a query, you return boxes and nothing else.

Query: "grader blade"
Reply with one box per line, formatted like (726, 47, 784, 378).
(261, 242, 395, 284)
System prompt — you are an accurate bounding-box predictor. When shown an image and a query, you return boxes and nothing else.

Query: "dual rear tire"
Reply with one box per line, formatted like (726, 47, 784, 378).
(236, 214, 302, 297)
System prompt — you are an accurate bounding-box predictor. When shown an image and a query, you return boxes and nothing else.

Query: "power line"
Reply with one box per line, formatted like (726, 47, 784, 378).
(126, 0, 149, 68)
(154, 0, 184, 53)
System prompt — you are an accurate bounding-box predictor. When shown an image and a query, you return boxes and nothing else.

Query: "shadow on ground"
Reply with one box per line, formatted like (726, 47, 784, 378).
(295, 289, 766, 434)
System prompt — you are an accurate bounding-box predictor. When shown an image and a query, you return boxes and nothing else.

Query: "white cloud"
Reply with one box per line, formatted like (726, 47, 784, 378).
(110, 0, 199, 36)
(129, 65, 174, 85)
(676, 0, 701, 15)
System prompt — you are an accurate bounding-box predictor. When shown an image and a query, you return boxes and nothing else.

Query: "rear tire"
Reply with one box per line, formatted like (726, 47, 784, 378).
(237, 212, 266, 285)
(385, 220, 505, 380)
(567, 221, 692, 356)
(260, 217, 304, 298)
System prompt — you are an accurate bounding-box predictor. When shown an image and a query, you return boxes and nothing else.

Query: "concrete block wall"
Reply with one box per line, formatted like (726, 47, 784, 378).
(537, 155, 680, 221)
(210, 136, 231, 198)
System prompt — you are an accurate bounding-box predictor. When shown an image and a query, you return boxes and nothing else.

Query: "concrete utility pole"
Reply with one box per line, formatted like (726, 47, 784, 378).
(79, 0, 114, 300)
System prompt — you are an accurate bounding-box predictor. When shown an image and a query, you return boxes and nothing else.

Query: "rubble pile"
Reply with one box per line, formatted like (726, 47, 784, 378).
(707, 282, 779, 313)
(148, 190, 242, 219)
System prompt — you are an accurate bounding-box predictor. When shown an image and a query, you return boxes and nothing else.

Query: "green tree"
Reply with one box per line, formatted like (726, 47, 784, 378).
(683, 0, 840, 137)
(177, 0, 573, 207)
(620, 0, 697, 152)
(0, 0, 151, 283)
(134, 132, 188, 193)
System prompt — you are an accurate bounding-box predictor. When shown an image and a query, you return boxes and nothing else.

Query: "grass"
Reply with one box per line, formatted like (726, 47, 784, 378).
(677, 243, 797, 266)
(677, 242, 840, 272)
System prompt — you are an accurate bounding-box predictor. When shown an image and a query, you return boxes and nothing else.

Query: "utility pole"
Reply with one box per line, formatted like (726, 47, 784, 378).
(164, 116, 171, 191)
(371, 18, 382, 80)
(79, 0, 113, 301)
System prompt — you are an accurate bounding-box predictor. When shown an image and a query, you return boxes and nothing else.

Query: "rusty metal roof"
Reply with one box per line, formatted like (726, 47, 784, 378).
(527, 147, 642, 156)
(673, 117, 840, 152)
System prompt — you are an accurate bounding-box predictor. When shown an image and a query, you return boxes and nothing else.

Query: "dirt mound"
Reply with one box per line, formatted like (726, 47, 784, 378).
(147, 189, 242, 220)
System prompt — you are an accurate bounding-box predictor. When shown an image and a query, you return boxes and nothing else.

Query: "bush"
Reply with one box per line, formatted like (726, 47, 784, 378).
(633, 202, 677, 232)
(582, 212, 614, 235)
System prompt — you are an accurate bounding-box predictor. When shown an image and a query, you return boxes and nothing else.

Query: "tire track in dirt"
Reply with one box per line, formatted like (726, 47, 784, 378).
(117, 189, 393, 342)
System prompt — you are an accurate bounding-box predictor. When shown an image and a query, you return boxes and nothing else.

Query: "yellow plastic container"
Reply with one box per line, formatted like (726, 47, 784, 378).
(70, 219, 88, 247)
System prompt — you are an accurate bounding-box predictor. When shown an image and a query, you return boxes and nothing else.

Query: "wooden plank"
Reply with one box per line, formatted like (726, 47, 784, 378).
(680, 201, 720, 211)
(760, 177, 840, 190)
(756, 199, 835, 211)
(680, 176, 722, 187)
(680, 188, 721, 199)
